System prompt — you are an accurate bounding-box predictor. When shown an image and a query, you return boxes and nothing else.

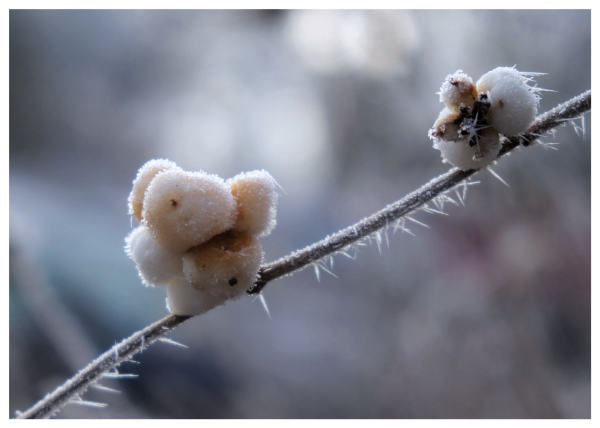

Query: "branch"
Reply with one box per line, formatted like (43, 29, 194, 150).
(17, 314, 192, 419)
(17, 89, 591, 419)
(250, 89, 592, 294)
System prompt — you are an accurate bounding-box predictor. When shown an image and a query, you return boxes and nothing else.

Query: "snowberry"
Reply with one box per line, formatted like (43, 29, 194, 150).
(128, 159, 180, 222)
(430, 107, 461, 139)
(182, 230, 263, 300)
(438, 70, 478, 112)
(476, 66, 540, 136)
(432, 126, 500, 171)
(142, 169, 237, 253)
(166, 277, 230, 316)
(124, 225, 183, 286)
(228, 170, 278, 237)
(429, 67, 544, 171)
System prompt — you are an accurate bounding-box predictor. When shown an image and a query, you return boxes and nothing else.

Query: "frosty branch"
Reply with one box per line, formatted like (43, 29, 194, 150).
(17, 89, 591, 419)
(250, 89, 592, 294)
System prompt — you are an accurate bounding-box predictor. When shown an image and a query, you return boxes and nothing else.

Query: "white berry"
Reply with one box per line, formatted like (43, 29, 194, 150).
(476, 66, 540, 136)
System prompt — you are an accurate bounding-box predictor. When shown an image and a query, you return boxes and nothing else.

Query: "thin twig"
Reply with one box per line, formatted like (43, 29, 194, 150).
(17, 89, 591, 419)
(17, 315, 191, 419)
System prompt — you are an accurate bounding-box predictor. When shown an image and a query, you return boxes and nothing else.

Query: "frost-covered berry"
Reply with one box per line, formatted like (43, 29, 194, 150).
(228, 170, 278, 237)
(167, 230, 263, 316)
(476, 66, 540, 136)
(182, 230, 263, 300)
(125, 225, 183, 286)
(166, 277, 230, 316)
(432, 126, 500, 171)
(430, 107, 461, 139)
(142, 169, 236, 253)
(438, 70, 478, 112)
(128, 159, 180, 222)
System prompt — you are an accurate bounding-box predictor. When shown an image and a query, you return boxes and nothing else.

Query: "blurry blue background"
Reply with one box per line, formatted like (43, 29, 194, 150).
(10, 10, 590, 418)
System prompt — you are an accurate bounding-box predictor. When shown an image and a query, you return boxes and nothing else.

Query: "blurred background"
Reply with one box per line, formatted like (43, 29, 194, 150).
(9, 10, 590, 418)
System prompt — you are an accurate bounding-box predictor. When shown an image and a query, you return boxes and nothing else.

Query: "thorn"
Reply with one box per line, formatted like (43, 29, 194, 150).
(314, 265, 320, 282)
(406, 216, 430, 228)
(329, 256, 334, 270)
(124, 359, 140, 364)
(157, 337, 188, 349)
(486, 167, 510, 187)
(91, 384, 121, 394)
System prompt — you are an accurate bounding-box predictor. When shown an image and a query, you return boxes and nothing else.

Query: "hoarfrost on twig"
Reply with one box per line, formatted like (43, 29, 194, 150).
(102, 373, 138, 379)
(70, 399, 108, 409)
(157, 337, 188, 349)
(406, 216, 430, 229)
(259, 294, 271, 319)
(486, 167, 510, 187)
(90, 384, 121, 394)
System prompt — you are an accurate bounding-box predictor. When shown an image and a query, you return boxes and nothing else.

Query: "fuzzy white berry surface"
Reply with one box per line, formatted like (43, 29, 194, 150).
(142, 169, 237, 253)
(476, 67, 541, 136)
(125, 225, 184, 286)
(128, 159, 180, 222)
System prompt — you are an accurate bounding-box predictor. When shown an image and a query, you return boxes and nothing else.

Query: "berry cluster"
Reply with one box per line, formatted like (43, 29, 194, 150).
(125, 159, 278, 315)
(429, 67, 542, 171)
